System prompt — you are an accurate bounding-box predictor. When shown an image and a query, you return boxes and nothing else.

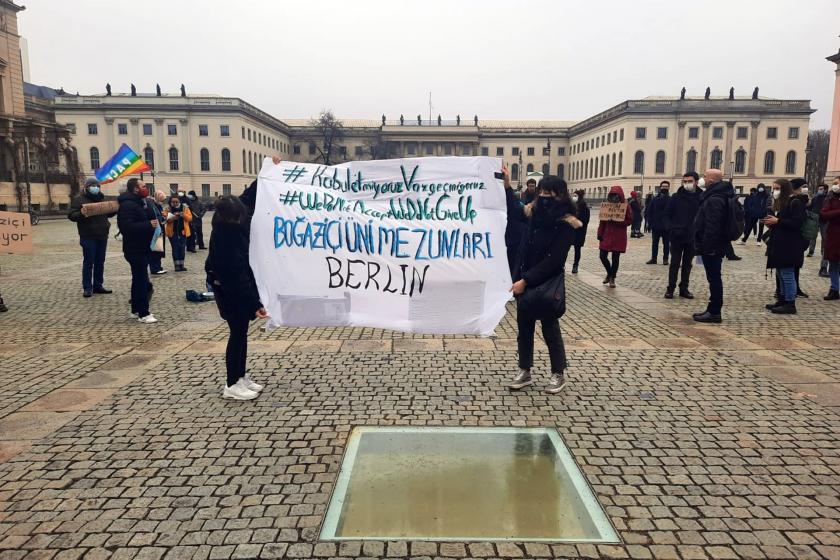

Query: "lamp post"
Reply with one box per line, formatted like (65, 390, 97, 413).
(546, 137, 552, 176)
(518, 151, 523, 188)
(804, 136, 811, 186)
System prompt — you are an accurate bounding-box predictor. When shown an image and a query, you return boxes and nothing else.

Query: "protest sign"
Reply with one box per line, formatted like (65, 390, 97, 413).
(249, 156, 512, 335)
(81, 200, 119, 217)
(0, 211, 33, 254)
(599, 202, 628, 222)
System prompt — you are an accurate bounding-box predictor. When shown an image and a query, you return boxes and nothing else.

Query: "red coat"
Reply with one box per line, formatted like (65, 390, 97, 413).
(820, 194, 840, 263)
(597, 186, 633, 253)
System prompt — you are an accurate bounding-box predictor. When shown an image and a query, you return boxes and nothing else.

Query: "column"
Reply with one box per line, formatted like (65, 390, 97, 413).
(724, 121, 736, 176)
(747, 121, 759, 176)
(674, 121, 686, 176)
(826, 51, 840, 177)
(103, 117, 116, 158)
(699, 122, 711, 170)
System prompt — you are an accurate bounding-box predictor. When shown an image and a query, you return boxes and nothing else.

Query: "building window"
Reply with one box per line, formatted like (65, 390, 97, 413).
(619, 129, 624, 141)
(606, 135, 611, 146)
(88, 123, 98, 135)
(763, 151, 775, 174)
(308, 143, 316, 156)
(512, 147, 520, 156)
(199, 125, 209, 136)
(788, 127, 799, 140)
(526, 163, 534, 173)
(557, 164, 564, 179)
(542, 147, 550, 156)
(710, 148, 722, 169)
(511, 163, 519, 181)
(142, 123, 152, 136)
(222, 184, 231, 196)
(542, 163, 549, 175)
(655, 150, 666, 174)
(613, 131, 618, 143)
(657, 127, 667, 140)
(496, 147, 504, 156)
(90, 147, 100, 170)
(527, 147, 535, 156)
(480, 147, 488, 156)
(633, 150, 645, 174)
(169, 184, 179, 194)
(117, 123, 128, 135)
(67, 123, 77, 135)
(686, 149, 697, 173)
(558, 147, 565, 156)
(425, 144, 434, 155)
(201, 184, 210, 198)
(293, 144, 301, 155)
(635, 127, 646, 140)
(710, 127, 722, 139)
(737, 126, 748, 139)
(143, 147, 154, 169)
(584, 160, 589, 179)
(247, 151, 252, 174)
(241, 127, 245, 139)
(167, 124, 178, 136)
(339, 146, 347, 158)
(618, 152, 623, 175)
(767, 127, 777, 139)
(248, 129, 252, 141)
(221, 148, 231, 171)
(242, 150, 246, 173)
(169, 147, 179, 171)
(444, 144, 453, 155)
(355, 146, 364, 157)
(220, 125, 230, 137)
(785, 150, 796, 174)
(734, 149, 746, 174)
(199, 148, 210, 171)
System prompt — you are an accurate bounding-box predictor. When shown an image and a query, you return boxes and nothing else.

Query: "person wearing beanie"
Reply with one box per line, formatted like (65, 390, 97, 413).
(68, 178, 116, 298)
(597, 186, 633, 288)
(629, 190, 643, 238)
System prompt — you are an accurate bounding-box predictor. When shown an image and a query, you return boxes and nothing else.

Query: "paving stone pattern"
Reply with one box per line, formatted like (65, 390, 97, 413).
(0, 211, 839, 559)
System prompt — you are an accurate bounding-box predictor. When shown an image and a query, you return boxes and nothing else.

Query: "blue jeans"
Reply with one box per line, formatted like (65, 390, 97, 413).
(170, 234, 186, 264)
(702, 254, 724, 315)
(829, 261, 839, 292)
(80, 238, 107, 291)
(778, 268, 797, 302)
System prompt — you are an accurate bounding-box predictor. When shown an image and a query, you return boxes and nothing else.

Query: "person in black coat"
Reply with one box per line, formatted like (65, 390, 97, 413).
(692, 170, 734, 323)
(504, 168, 580, 394)
(117, 178, 158, 323)
(571, 189, 590, 274)
(646, 181, 671, 264)
(763, 178, 808, 314)
(68, 178, 115, 297)
(206, 196, 268, 400)
(662, 172, 702, 299)
(629, 191, 643, 237)
(505, 195, 527, 277)
(186, 191, 206, 252)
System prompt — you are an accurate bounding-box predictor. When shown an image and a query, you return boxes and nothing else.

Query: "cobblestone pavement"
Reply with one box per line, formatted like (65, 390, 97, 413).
(0, 210, 839, 560)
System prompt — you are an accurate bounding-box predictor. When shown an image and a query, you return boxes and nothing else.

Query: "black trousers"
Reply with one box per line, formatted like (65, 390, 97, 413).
(188, 218, 205, 251)
(599, 250, 620, 278)
(516, 307, 567, 373)
(668, 240, 694, 291)
(124, 253, 151, 317)
(226, 317, 250, 387)
(742, 218, 758, 241)
(651, 230, 670, 261)
(573, 244, 582, 267)
(702, 254, 724, 315)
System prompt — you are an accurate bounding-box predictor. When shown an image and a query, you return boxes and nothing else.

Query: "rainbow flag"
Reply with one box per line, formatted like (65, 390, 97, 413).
(94, 143, 151, 184)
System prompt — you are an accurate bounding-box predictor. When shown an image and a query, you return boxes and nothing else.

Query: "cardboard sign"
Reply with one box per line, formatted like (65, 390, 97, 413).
(600, 202, 628, 222)
(0, 211, 33, 254)
(81, 200, 119, 217)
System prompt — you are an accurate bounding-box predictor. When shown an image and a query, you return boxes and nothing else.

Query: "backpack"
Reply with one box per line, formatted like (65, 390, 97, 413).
(725, 196, 745, 241)
(801, 210, 819, 242)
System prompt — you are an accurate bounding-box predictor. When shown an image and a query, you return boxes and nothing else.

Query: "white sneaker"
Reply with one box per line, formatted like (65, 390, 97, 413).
(129, 312, 139, 320)
(242, 375, 263, 392)
(756, 240, 762, 246)
(137, 314, 158, 324)
(153, 270, 167, 275)
(223, 382, 258, 400)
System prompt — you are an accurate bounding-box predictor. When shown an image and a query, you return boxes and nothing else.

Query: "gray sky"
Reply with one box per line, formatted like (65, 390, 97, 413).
(22, 0, 840, 129)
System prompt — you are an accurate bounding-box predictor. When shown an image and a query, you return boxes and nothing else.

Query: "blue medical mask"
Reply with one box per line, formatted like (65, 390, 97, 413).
(88, 186, 100, 195)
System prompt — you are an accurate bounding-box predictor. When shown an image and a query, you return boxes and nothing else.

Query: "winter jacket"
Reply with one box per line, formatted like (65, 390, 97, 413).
(819, 193, 840, 263)
(693, 180, 734, 256)
(663, 186, 702, 243)
(573, 201, 590, 247)
(597, 186, 633, 253)
(505, 196, 527, 259)
(117, 192, 155, 255)
(68, 191, 114, 240)
(206, 222, 263, 322)
(163, 205, 193, 238)
(766, 194, 807, 270)
(506, 189, 575, 287)
(743, 193, 766, 220)
(189, 198, 206, 220)
(809, 192, 827, 215)
(629, 198, 642, 228)
(646, 192, 671, 232)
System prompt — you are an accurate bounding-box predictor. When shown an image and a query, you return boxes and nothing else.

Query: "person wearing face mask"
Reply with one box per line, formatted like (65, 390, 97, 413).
(645, 181, 671, 265)
(807, 183, 828, 268)
(741, 188, 763, 244)
(185, 190, 206, 253)
(68, 178, 116, 298)
(692, 169, 733, 323)
(762, 178, 808, 314)
(819, 177, 840, 300)
(662, 172, 702, 299)
(571, 189, 590, 274)
(597, 186, 633, 288)
(164, 195, 194, 272)
(148, 191, 168, 275)
(505, 168, 580, 394)
(117, 178, 159, 323)
(628, 191, 643, 238)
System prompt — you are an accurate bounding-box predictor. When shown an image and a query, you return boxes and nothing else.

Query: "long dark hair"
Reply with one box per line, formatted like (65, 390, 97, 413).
(772, 178, 792, 213)
(212, 195, 247, 228)
(537, 175, 571, 205)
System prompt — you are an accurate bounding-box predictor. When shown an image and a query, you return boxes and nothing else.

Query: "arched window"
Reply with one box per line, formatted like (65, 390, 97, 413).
(600, 155, 605, 177)
(557, 163, 564, 179)
(541, 163, 549, 175)
(633, 150, 645, 174)
(90, 147, 100, 170)
(200, 148, 210, 171)
(248, 150, 252, 174)
(611, 153, 616, 176)
(584, 160, 589, 179)
(221, 148, 231, 172)
(526, 163, 534, 173)
(143, 147, 154, 169)
(655, 150, 666, 174)
(734, 149, 746, 174)
(168, 147, 179, 171)
(242, 150, 246, 173)
(785, 150, 796, 174)
(618, 152, 623, 175)
(686, 149, 697, 173)
(710, 148, 723, 170)
(511, 163, 519, 181)
(763, 151, 775, 174)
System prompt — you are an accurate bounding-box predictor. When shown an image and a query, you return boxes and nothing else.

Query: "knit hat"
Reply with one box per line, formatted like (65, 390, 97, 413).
(84, 177, 100, 188)
(630, 191, 638, 198)
(790, 178, 807, 189)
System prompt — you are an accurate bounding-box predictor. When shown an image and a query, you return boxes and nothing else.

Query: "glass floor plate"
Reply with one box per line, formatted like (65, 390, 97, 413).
(320, 427, 619, 543)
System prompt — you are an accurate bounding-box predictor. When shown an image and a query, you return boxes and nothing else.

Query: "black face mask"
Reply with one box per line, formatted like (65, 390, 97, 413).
(608, 195, 619, 203)
(537, 196, 555, 209)
(660, 189, 669, 195)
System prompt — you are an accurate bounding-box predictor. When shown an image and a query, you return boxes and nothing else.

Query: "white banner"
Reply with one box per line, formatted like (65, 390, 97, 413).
(249, 156, 512, 335)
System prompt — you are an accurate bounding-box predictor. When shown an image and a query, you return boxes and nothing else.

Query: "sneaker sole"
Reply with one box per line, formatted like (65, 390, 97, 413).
(222, 391, 257, 401)
(544, 382, 567, 394)
(507, 380, 534, 390)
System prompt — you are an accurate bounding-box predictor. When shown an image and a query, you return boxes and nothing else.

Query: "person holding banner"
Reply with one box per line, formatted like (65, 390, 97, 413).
(163, 196, 193, 272)
(597, 186, 633, 288)
(117, 178, 158, 323)
(206, 196, 267, 401)
(68, 178, 115, 298)
(504, 167, 580, 394)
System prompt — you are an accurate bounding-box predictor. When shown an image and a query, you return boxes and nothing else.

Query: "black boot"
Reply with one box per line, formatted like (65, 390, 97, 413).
(679, 289, 694, 299)
(571, 264, 579, 274)
(796, 289, 809, 298)
(819, 267, 830, 278)
(765, 300, 783, 310)
(0, 298, 7, 312)
(771, 301, 797, 314)
(824, 289, 840, 301)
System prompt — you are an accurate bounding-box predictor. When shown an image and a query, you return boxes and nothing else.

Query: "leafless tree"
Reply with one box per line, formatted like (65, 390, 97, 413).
(805, 129, 830, 187)
(309, 109, 344, 165)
